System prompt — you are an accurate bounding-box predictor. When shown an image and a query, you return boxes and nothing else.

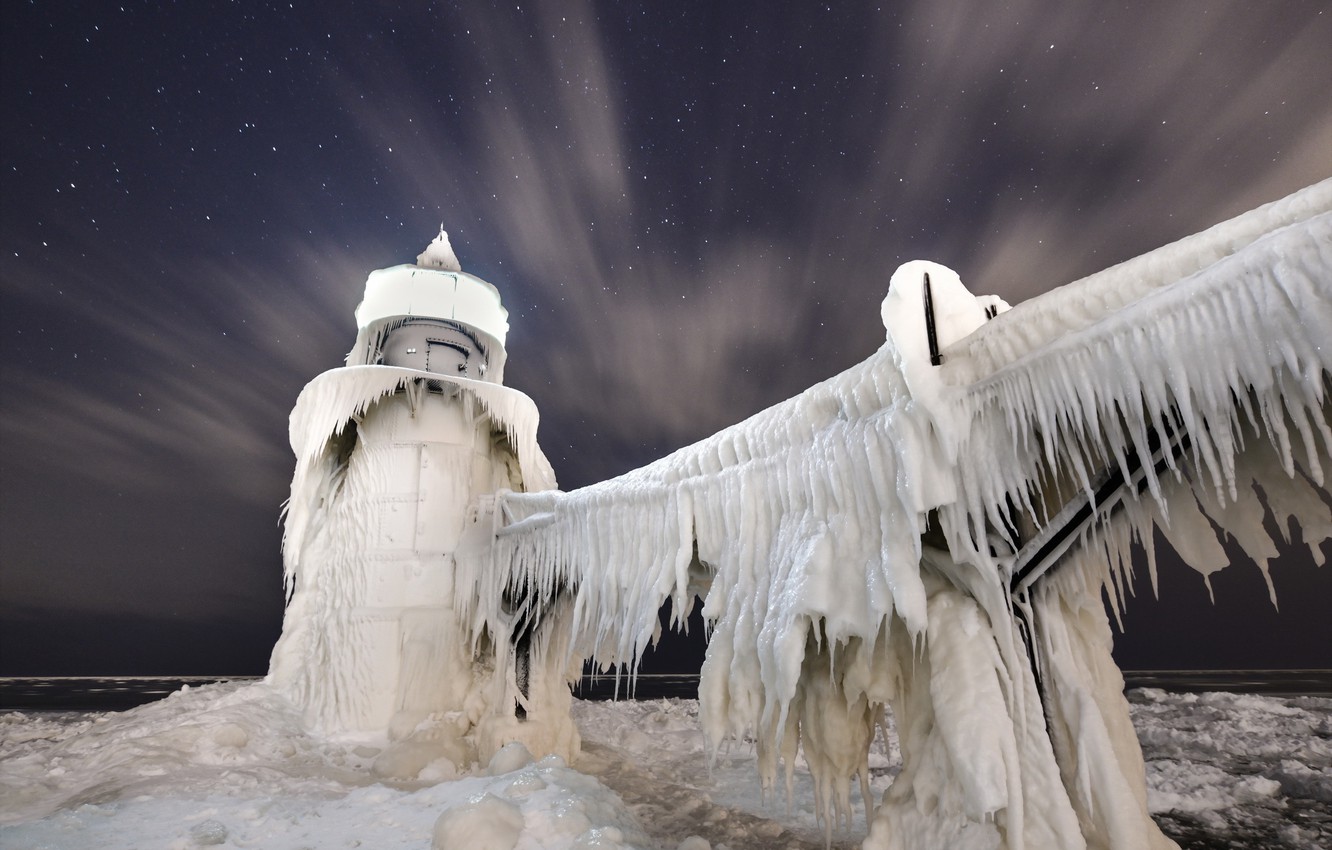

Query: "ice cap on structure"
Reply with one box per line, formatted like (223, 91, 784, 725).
(882, 260, 993, 361)
(417, 225, 463, 272)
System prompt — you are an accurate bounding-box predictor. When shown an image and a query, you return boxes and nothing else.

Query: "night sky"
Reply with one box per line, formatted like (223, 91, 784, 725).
(2, 2, 1330, 677)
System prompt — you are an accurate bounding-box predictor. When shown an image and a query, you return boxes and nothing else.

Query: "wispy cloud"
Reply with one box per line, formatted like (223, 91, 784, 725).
(0, 241, 369, 502)
(2, 0, 1328, 626)
(325, 1, 1332, 482)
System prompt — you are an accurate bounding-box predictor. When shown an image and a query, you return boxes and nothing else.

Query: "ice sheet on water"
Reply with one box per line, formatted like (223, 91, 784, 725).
(1, 684, 1327, 849)
(0, 682, 649, 850)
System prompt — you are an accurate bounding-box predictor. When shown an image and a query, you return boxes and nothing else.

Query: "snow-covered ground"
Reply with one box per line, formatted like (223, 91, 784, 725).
(1, 682, 1327, 849)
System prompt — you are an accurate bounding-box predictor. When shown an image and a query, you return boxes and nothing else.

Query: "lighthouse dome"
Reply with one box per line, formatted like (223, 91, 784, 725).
(347, 231, 511, 383)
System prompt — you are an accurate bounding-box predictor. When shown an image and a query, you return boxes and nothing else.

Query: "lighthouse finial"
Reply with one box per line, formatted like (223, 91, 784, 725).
(417, 227, 462, 272)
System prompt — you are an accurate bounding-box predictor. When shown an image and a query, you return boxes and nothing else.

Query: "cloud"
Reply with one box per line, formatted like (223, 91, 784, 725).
(321, 1, 1332, 485)
(3, 0, 1328, 636)
(883, 3, 1332, 299)
(0, 241, 368, 503)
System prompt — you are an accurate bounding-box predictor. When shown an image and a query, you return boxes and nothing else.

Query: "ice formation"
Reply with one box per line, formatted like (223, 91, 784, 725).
(261, 182, 1329, 848)
(459, 179, 1332, 849)
(267, 237, 575, 768)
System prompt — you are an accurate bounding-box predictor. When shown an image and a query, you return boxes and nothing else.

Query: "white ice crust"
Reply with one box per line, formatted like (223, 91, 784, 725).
(353, 266, 510, 346)
(267, 363, 574, 764)
(465, 179, 1332, 849)
(267, 239, 566, 766)
(353, 230, 510, 350)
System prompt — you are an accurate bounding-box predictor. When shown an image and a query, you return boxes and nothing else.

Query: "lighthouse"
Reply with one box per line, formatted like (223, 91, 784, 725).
(267, 230, 577, 768)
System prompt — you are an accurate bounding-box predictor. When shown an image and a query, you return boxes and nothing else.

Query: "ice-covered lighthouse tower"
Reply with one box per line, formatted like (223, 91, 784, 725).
(267, 230, 575, 762)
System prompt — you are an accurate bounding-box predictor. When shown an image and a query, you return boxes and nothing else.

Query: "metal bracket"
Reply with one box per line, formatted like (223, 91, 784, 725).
(1010, 422, 1190, 597)
(1005, 421, 1191, 699)
(924, 271, 943, 366)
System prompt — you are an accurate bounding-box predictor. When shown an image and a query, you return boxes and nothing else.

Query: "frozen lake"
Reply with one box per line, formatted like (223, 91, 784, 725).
(1, 675, 1328, 849)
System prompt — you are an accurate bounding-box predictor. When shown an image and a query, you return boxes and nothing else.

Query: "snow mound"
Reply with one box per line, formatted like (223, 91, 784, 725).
(432, 793, 524, 850)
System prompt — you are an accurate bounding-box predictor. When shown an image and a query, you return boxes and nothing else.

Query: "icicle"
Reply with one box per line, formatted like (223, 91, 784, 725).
(469, 180, 1331, 848)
